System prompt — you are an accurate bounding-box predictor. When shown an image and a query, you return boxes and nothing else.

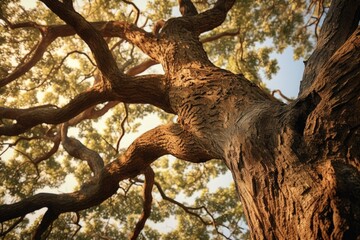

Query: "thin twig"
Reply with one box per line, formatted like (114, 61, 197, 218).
(200, 28, 240, 43)
(271, 89, 293, 103)
(122, 0, 140, 25)
(0, 216, 25, 237)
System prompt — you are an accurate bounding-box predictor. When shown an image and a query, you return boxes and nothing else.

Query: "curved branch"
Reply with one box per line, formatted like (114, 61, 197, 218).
(0, 88, 114, 136)
(122, 0, 140, 25)
(67, 101, 119, 127)
(61, 123, 105, 178)
(70, 212, 82, 238)
(152, 180, 211, 225)
(200, 28, 239, 44)
(186, 0, 236, 34)
(125, 59, 158, 76)
(40, 0, 121, 81)
(271, 89, 294, 103)
(0, 123, 212, 237)
(130, 167, 154, 240)
(299, 0, 360, 95)
(0, 36, 53, 88)
(33, 136, 61, 165)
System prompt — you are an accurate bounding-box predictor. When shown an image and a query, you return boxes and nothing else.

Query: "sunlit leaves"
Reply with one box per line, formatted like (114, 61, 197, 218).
(202, 0, 313, 83)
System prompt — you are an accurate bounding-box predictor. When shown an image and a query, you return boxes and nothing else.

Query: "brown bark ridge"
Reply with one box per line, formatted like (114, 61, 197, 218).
(0, 0, 359, 239)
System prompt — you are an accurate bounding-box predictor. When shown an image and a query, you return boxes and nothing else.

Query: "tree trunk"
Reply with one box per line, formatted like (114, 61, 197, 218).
(226, 2, 360, 238)
(0, 0, 359, 239)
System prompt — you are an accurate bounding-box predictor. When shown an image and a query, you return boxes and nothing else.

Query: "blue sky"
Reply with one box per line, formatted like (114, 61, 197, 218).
(264, 47, 305, 99)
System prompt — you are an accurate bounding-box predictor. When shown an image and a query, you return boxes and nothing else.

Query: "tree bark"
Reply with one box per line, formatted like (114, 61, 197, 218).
(0, 0, 359, 239)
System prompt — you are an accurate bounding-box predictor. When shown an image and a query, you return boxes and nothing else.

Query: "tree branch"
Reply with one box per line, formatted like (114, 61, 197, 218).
(111, 74, 173, 113)
(152, 179, 211, 225)
(130, 167, 154, 240)
(0, 88, 114, 136)
(61, 123, 105, 178)
(136, 177, 232, 238)
(271, 89, 294, 103)
(32, 135, 61, 165)
(67, 101, 119, 127)
(187, 0, 236, 34)
(125, 59, 158, 76)
(0, 73, 172, 136)
(0, 34, 53, 88)
(122, 0, 140, 25)
(0, 216, 25, 237)
(178, 0, 198, 16)
(116, 103, 129, 152)
(33, 209, 59, 239)
(299, 0, 360, 95)
(0, 18, 162, 88)
(40, 0, 121, 81)
(0, 123, 212, 238)
(200, 28, 240, 43)
(41, 0, 162, 73)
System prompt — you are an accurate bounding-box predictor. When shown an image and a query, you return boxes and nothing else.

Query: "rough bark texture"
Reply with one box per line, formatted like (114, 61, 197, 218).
(0, 0, 359, 239)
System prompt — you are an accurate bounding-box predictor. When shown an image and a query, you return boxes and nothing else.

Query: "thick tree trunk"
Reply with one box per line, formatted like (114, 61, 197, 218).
(227, 28, 360, 239)
(1, 0, 359, 239)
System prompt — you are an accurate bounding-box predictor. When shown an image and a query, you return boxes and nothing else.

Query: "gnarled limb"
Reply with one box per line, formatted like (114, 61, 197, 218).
(61, 123, 105, 179)
(33, 209, 59, 240)
(0, 72, 173, 136)
(0, 123, 212, 238)
(0, 88, 114, 136)
(299, 0, 360, 94)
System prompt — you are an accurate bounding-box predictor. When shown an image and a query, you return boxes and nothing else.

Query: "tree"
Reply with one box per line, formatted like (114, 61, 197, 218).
(0, 0, 359, 239)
